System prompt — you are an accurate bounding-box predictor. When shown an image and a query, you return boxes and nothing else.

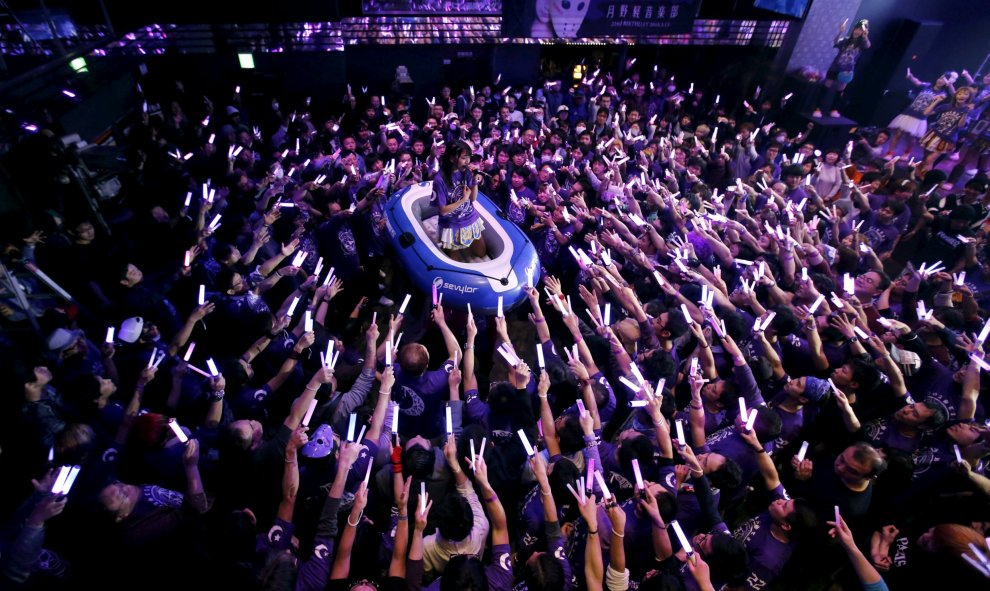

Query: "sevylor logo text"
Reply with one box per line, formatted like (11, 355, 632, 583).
(433, 276, 478, 294)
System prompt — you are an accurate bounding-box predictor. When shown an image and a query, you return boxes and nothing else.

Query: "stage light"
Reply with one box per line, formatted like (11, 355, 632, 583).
(572, 64, 586, 80)
(238, 53, 255, 69)
(69, 57, 88, 73)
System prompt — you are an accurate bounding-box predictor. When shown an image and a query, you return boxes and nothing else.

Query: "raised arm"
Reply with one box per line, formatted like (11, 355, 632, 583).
(284, 366, 334, 431)
(278, 426, 308, 522)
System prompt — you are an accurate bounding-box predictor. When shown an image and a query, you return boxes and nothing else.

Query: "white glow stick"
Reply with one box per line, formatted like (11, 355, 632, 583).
(853, 326, 870, 340)
(346, 413, 357, 442)
(48, 447, 54, 463)
(186, 364, 211, 378)
(761, 311, 777, 332)
(576, 400, 587, 418)
(208, 214, 222, 230)
(594, 470, 612, 499)
(146, 349, 156, 369)
(105, 326, 115, 343)
(385, 333, 393, 367)
(60, 466, 81, 496)
(286, 296, 300, 317)
(497, 345, 519, 367)
(518, 429, 535, 456)
(355, 424, 367, 445)
(619, 376, 642, 392)
(681, 304, 694, 325)
(304, 310, 313, 333)
(180, 342, 194, 363)
(629, 400, 649, 408)
(325, 340, 334, 368)
(843, 273, 855, 295)
(834, 505, 841, 525)
(398, 294, 411, 314)
(675, 419, 686, 447)
(198, 284, 206, 306)
(955, 272, 966, 286)
(497, 296, 504, 318)
(536, 342, 545, 368)
(796, 441, 809, 462)
(630, 363, 646, 386)
(632, 458, 645, 490)
(445, 405, 453, 434)
(961, 553, 990, 577)
(977, 319, 990, 345)
(291, 250, 307, 268)
(971, 355, 990, 372)
(301, 399, 318, 428)
(604, 303, 611, 326)
(808, 294, 826, 315)
(169, 418, 189, 443)
(206, 358, 219, 376)
(954, 444, 964, 464)
(420, 482, 427, 512)
(51, 466, 70, 494)
(671, 520, 693, 554)
(184, 191, 192, 207)
(745, 407, 758, 432)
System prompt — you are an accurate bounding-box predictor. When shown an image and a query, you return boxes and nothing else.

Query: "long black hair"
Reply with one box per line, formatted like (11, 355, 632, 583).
(439, 139, 472, 187)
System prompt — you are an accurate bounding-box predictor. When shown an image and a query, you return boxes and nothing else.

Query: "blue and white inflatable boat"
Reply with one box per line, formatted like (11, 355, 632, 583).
(384, 181, 541, 315)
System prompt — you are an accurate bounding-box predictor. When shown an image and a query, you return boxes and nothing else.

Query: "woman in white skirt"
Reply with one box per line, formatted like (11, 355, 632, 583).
(887, 69, 956, 158)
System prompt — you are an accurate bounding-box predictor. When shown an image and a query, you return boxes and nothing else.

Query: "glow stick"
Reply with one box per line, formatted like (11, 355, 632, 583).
(675, 419, 686, 447)
(398, 294, 411, 314)
(51, 466, 70, 494)
(291, 250, 307, 268)
(497, 296, 504, 318)
(796, 441, 809, 462)
(576, 400, 587, 417)
(184, 250, 192, 268)
(198, 284, 206, 306)
(630, 363, 646, 386)
(470, 439, 477, 469)
(169, 418, 189, 443)
(146, 350, 156, 369)
(432, 282, 438, 306)
(656, 378, 666, 395)
(445, 405, 453, 434)
(954, 444, 964, 464)
(971, 355, 990, 372)
(955, 272, 966, 286)
(853, 326, 870, 340)
(594, 470, 612, 499)
(105, 327, 115, 343)
(745, 408, 758, 432)
(738, 397, 748, 421)
(302, 399, 318, 428)
(961, 553, 990, 577)
(629, 400, 649, 407)
(420, 482, 427, 512)
(604, 304, 611, 326)
(356, 424, 367, 445)
(392, 404, 399, 433)
(681, 304, 694, 325)
(48, 447, 54, 463)
(479, 437, 487, 459)
(632, 458, 645, 490)
(619, 376, 642, 392)
(286, 296, 301, 318)
(346, 413, 357, 442)
(536, 342, 545, 368)
(834, 505, 841, 525)
(187, 364, 211, 378)
(304, 310, 313, 333)
(808, 294, 826, 314)
(184, 191, 192, 207)
(843, 273, 855, 295)
(206, 358, 219, 376)
(760, 311, 777, 332)
(653, 270, 665, 286)
(60, 466, 81, 496)
(497, 344, 519, 367)
(208, 214, 222, 229)
(385, 333, 393, 367)
(801, 267, 808, 282)
(977, 319, 990, 344)
(325, 340, 334, 368)
(517, 429, 535, 456)
(671, 520, 693, 555)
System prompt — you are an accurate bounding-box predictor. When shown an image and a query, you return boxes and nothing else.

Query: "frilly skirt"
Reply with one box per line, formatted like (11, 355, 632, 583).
(439, 218, 486, 250)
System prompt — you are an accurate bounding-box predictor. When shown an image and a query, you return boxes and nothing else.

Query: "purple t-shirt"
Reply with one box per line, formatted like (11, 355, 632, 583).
(432, 170, 480, 230)
(392, 360, 455, 438)
(732, 484, 795, 591)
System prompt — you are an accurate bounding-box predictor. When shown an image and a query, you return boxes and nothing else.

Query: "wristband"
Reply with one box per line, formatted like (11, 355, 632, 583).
(485, 494, 498, 503)
(612, 530, 625, 538)
(588, 529, 599, 535)
(534, 317, 546, 323)
(392, 462, 403, 473)
(347, 512, 362, 527)
(397, 514, 408, 521)
(212, 389, 226, 402)
(289, 350, 302, 360)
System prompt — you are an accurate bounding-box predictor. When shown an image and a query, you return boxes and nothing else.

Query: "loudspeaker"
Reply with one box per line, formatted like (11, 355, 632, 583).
(846, 19, 942, 126)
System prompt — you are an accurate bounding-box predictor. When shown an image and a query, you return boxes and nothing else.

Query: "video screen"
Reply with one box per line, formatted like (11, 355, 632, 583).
(753, 0, 810, 19)
(362, 0, 502, 15)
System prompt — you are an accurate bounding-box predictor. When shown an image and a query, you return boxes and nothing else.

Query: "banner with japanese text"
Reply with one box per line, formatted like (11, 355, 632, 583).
(502, 0, 701, 38)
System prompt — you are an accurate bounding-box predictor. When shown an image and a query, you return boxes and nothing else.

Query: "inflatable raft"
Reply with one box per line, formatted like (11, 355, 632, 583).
(384, 181, 541, 315)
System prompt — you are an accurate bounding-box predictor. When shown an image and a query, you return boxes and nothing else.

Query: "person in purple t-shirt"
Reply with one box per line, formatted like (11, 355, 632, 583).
(431, 140, 487, 260)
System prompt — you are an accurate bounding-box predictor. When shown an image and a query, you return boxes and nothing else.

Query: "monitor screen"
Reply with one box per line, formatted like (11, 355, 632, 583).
(363, 0, 501, 15)
(753, 0, 810, 19)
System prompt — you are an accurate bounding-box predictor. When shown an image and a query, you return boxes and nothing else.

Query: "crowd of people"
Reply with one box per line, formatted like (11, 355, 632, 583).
(2, 51, 990, 591)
